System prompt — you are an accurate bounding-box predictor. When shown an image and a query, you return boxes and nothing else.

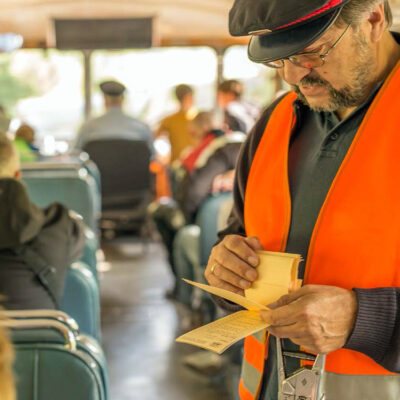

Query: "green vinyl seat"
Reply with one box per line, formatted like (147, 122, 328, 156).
(22, 168, 100, 232)
(22, 155, 102, 194)
(62, 262, 101, 340)
(2, 315, 108, 400)
(193, 193, 234, 319)
(82, 227, 99, 282)
(196, 192, 233, 267)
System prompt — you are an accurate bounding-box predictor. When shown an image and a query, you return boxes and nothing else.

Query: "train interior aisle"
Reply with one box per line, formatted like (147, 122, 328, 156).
(100, 238, 240, 400)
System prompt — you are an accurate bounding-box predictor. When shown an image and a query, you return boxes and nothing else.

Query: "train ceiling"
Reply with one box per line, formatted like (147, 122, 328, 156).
(0, 0, 248, 48)
(1, 0, 400, 49)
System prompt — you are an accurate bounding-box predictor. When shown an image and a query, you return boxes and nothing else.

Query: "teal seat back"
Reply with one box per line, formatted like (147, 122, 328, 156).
(81, 228, 99, 282)
(22, 158, 101, 195)
(62, 262, 101, 340)
(22, 170, 100, 232)
(196, 193, 233, 266)
(9, 321, 107, 400)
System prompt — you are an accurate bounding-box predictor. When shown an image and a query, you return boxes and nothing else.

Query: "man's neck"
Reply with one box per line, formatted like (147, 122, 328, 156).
(336, 31, 400, 121)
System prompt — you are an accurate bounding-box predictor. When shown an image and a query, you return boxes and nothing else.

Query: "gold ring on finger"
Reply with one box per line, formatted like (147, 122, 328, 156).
(210, 264, 217, 274)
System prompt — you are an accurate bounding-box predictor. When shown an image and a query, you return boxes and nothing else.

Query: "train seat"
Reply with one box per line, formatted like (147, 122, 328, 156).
(22, 168, 100, 232)
(83, 139, 152, 233)
(196, 192, 234, 267)
(22, 155, 102, 193)
(82, 227, 99, 282)
(62, 261, 101, 340)
(192, 192, 234, 319)
(2, 314, 108, 400)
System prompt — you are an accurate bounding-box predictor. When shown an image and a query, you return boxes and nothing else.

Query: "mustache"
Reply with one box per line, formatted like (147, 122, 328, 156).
(296, 75, 332, 89)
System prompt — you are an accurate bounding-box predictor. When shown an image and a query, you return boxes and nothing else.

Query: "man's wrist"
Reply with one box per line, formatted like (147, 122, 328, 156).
(344, 288, 397, 362)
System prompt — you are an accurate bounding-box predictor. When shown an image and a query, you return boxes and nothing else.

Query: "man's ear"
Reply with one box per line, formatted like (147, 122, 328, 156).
(14, 170, 22, 180)
(368, 3, 386, 43)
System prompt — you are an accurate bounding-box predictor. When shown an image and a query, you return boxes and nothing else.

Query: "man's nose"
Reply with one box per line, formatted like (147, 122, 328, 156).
(280, 62, 311, 86)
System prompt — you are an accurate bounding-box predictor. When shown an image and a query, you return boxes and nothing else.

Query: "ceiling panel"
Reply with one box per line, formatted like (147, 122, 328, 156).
(1, 0, 399, 49)
(0, 0, 247, 48)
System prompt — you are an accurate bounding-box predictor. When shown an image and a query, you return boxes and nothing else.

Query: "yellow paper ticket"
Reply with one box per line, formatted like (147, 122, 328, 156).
(183, 279, 267, 311)
(245, 250, 301, 305)
(176, 310, 270, 354)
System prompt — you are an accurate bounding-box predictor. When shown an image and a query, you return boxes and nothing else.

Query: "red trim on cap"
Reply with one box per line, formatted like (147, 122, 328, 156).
(276, 0, 342, 30)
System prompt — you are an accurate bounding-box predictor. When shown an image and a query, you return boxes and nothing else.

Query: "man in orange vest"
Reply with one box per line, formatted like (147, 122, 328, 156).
(205, 0, 400, 399)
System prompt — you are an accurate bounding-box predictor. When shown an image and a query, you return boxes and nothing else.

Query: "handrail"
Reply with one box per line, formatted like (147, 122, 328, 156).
(3, 310, 79, 333)
(0, 319, 77, 351)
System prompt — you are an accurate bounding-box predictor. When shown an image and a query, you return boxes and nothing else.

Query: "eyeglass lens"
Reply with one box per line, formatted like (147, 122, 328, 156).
(265, 54, 323, 69)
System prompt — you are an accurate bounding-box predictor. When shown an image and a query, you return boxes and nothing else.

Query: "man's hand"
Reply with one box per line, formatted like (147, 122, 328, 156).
(260, 285, 358, 354)
(205, 235, 263, 296)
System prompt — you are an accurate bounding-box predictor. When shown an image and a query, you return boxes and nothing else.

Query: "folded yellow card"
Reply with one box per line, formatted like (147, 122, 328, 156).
(176, 310, 270, 354)
(176, 250, 302, 353)
(245, 250, 301, 306)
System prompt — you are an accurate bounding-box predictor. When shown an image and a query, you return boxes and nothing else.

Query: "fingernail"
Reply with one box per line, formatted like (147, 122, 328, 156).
(246, 269, 257, 280)
(248, 256, 258, 267)
(240, 279, 251, 289)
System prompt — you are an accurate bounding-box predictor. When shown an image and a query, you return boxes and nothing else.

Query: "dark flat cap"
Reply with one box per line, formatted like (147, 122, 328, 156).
(100, 80, 126, 96)
(229, 0, 352, 63)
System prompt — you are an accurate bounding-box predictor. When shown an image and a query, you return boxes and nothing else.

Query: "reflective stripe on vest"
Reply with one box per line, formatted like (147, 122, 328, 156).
(241, 61, 400, 399)
(239, 330, 267, 400)
(321, 372, 400, 400)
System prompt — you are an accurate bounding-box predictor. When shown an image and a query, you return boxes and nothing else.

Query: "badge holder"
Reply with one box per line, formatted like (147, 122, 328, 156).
(277, 338, 326, 400)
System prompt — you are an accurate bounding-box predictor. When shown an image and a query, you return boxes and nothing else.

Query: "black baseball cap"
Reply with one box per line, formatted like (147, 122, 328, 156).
(100, 80, 126, 96)
(229, 0, 352, 63)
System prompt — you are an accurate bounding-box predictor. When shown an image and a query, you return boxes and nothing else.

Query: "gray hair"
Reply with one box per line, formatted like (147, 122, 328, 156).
(336, 0, 392, 28)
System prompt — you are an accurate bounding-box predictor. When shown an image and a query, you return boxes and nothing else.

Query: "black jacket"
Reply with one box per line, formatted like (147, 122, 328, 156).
(178, 132, 245, 223)
(0, 178, 85, 310)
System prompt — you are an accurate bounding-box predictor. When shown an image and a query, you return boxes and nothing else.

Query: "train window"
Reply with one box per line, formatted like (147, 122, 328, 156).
(91, 47, 218, 129)
(223, 45, 277, 107)
(0, 49, 83, 145)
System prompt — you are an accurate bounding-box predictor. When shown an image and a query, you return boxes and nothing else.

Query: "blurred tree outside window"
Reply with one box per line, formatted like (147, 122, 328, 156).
(0, 57, 37, 113)
(0, 50, 83, 145)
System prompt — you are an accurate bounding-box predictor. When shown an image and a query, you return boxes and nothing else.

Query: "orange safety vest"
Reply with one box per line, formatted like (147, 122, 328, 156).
(240, 61, 400, 400)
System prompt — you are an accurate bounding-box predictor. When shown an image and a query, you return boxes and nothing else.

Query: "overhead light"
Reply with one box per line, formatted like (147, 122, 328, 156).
(0, 33, 23, 52)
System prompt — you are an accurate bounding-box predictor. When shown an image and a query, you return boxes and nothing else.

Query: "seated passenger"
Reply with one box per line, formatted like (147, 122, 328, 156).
(217, 79, 261, 134)
(0, 134, 85, 310)
(14, 124, 38, 163)
(152, 112, 245, 301)
(156, 84, 197, 164)
(0, 314, 15, 400)
(177, 111, 245, 223)
(74, 80, 154, 154)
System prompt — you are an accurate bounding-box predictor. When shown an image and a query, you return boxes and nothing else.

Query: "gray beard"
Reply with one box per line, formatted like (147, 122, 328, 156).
(292, 34, 375, 112)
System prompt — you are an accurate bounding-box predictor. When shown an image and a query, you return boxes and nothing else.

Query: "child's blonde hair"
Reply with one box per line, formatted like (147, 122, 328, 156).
(0, 319, 16, 400)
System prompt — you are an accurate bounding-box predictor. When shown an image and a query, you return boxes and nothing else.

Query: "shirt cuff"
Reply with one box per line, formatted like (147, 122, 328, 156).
(344, 287, 397, 363)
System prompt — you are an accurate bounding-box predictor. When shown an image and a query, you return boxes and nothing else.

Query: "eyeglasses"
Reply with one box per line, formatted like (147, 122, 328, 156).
(263, 24, 351, 69)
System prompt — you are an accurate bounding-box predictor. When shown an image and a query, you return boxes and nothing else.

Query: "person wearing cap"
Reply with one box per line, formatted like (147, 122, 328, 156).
(204, 1, 400, 399)
(74, 80, 154, 153)
(217, 79, 261, 134)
